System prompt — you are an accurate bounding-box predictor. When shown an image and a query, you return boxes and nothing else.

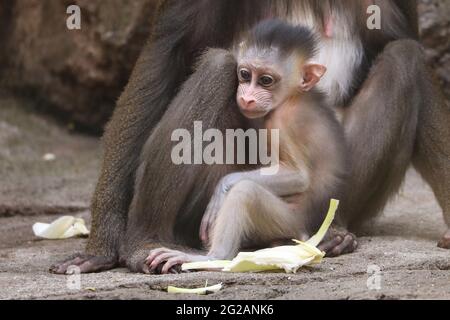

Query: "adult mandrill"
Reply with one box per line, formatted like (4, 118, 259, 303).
(52, 0, 450, 275)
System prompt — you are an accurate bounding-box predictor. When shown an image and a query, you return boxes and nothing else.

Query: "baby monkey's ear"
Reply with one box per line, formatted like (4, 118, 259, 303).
(300, 64, 327, 91)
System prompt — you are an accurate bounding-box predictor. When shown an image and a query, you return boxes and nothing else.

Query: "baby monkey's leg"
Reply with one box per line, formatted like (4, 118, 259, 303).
(145, 180, 306, 273)
(208, 180, 307, 259)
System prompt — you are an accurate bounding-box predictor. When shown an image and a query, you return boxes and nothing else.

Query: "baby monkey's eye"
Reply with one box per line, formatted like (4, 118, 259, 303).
(259, 75, 275, 87)
(239, 69, 251, 82)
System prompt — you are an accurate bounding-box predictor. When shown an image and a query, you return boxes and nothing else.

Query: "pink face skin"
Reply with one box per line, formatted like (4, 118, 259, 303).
(236, 63, 283, 119)
(236, 56, 327, 119)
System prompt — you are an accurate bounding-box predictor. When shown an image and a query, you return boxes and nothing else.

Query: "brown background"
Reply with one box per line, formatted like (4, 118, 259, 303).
(0, 0, 448, 132)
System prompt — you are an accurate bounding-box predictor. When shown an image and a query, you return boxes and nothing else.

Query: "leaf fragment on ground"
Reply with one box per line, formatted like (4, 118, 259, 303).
(167, 283, 223, 295)
(32, 216, 90, 239)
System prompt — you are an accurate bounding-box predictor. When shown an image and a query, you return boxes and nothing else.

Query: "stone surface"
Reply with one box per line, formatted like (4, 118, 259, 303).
(0, 169, 448, 300)
(0, 0, 157, 132)
(0, 94, 100, 215)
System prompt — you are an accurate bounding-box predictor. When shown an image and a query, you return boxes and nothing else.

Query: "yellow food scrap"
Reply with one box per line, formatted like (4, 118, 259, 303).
(181, 260, 230, 271)
(306, 199, 338, 247)
(182, 199, 339, 274)
(167, 283, 223, 295)
(32, 216, 90, 240)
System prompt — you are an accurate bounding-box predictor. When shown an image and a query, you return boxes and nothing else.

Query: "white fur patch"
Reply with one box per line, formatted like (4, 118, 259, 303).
(285, 9, 365, 107)
(313, 37, 364, 106)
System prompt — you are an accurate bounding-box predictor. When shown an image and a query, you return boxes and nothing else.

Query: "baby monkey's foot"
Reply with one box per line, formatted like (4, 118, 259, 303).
(144, 248, 209, 274)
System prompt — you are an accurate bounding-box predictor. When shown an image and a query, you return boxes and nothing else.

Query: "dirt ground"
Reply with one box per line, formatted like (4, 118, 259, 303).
(0, 94, 449, 300)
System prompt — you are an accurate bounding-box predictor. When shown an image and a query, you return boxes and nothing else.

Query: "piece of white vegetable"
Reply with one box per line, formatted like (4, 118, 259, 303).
(180, 260, 230, 271)
(306, 199, 338, 247)
(167, 283, 223, 295)
(32, 216, 90, 239)
(182, 199, 339, 273)
(43, 153, 56, 161)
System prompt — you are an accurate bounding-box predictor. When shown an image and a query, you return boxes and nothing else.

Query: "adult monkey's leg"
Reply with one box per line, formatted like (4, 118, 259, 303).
(319, 40, 425, 255)
(122, 49, 246, 273)
(404, 0, 450, 247)
(413, 70, 450, 249)
(50, 1, 196, 274)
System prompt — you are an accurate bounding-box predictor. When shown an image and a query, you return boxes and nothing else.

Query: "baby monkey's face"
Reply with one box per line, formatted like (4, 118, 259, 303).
(236, 54, 297, 119)
(236, 50, 326, 119)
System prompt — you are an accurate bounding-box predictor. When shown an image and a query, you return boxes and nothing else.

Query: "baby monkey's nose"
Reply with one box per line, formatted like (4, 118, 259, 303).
(241, 97, 256, 110)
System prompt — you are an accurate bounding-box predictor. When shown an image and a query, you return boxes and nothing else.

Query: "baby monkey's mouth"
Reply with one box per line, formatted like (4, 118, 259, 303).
(240, 109, 269, 119)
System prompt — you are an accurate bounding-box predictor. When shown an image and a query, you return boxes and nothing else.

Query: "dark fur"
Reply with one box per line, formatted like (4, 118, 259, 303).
(51, 0, 450, 274)
(245, 19, 319, 59)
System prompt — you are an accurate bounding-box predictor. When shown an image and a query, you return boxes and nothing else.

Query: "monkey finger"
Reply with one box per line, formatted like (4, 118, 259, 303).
(142, 263, 151, 274)
(200, 213, 216, 245)
(50, 255, 89, 274)
(348, 238, 358, 253)
(169, 268, 178, 274)
(318, 236, 343, 253)
(169, 265, 183, 274)
(142, 261, 176, 275)
(145, 248, 169, 263)
(149, 252, 179, 270)
(437, 230, 450, 249)
(203, 221, 213, 245)
(77, 256, 117, 274)
(51, 255, 117, 274)
(329, 235, 357, 257)
(161, 257, 185, 274)
(199, 218, 209, 244)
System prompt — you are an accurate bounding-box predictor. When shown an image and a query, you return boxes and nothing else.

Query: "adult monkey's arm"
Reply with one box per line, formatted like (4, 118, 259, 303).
(51, 0, 196, 274)
(51, 0, 249, 274)
(87, 0, 192, 257)
(394, 0, 419, 36)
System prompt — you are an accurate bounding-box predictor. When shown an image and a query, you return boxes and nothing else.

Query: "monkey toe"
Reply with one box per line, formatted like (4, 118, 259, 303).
(76, 256, 118, 273)
(147, 252, 178, 271)
(437, 230, 450, 249)
(328, 235, 358, 257)
(318, 231, 358, 257)
(144, 248, 191, 275)
(142, 262, 168, 275)
(162, 257, 187, 274)
(145, 248, 170, 265)
(50, 255, 88, 274)
(199, 219, 210, 245)
(50, 254, 117, 274)
(317, 236, 343, 253)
